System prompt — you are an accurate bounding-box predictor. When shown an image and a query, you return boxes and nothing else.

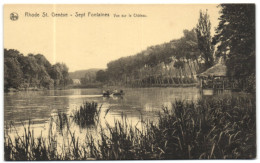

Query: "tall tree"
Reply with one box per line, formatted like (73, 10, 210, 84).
(196, 10, 214, 69)
(213, 4, 255, 78)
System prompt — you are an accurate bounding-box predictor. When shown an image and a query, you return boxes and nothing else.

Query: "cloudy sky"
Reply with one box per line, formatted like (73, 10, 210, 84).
(4, 4, 220, 72)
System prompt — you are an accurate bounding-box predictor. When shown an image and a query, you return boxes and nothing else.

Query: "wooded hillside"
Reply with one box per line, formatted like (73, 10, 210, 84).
(97, 29, 210, 86)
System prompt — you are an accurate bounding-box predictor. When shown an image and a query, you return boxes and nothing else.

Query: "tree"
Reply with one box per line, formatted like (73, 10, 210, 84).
(21, 54, 41, 87)
(196, 10, 214, 69)
(4, 49, 24, 90)
(213, 4, 255, 78)
(4, 57, 23, 89)
(49, 63, 70, 88)
(96, 70, 107, 82)
(175, 29, 200, 76)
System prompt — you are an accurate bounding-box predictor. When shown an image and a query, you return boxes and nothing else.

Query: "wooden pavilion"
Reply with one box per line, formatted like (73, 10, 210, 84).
(197, 59, 241, 91)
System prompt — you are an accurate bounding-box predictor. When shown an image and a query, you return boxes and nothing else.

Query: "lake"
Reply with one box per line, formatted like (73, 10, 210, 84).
(4, 87, 215, 149)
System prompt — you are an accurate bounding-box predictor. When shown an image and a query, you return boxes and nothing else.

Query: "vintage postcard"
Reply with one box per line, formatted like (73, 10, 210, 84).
(4, 4, 256, 160)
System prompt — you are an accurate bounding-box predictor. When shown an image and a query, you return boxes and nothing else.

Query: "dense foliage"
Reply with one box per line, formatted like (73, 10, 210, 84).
(4, 49, 72, 91)
(97, 29, 211, 86)
(213, 4, 255, 92)
(96, 70, 108, 83)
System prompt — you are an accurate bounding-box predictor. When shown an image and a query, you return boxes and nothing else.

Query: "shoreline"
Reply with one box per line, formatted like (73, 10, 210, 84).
(5, 83, 199, 92)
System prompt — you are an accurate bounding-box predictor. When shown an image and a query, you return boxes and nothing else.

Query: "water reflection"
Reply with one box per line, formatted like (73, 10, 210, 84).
(4, 87, 202, 148)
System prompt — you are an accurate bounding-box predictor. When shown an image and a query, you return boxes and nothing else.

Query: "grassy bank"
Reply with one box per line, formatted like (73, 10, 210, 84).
(4, 96, 256, 160)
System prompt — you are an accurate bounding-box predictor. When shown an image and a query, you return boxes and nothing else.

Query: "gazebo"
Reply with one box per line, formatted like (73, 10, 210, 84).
(197, 61, 229, 90)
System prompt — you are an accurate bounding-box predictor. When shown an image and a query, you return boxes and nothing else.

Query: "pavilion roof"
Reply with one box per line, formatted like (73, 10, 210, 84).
(197, 62, 227, 77)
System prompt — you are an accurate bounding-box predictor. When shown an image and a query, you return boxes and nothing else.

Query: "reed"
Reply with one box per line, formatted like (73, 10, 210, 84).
(72, 102, 102, 128)
(87, 96, 256, 160)
(57, 112, 69, 132)
(144, 96, 256, 159)
(4, 123, 55, 160)
(4, 96, 256, 160)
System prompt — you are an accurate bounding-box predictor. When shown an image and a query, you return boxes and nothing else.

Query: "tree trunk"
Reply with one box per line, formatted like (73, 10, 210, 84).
(179, 68, 183, 84)
(187, 60, 194, 79)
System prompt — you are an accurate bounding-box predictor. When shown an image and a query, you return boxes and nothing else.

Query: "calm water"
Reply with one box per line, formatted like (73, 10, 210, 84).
(4, 87, 203, 147)
(5, 87, 201, 124)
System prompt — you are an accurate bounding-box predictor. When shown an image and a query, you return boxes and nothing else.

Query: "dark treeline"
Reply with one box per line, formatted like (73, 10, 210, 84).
(96, 11, 215, 86)
(213, 4, 255, 93)
(4, 49, 72, 91)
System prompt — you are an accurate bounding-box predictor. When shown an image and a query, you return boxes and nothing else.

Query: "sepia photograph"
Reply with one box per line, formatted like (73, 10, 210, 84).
(3, 3, 256, 160)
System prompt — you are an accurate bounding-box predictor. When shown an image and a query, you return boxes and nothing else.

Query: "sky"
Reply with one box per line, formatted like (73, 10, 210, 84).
(4, 4, 220, 72)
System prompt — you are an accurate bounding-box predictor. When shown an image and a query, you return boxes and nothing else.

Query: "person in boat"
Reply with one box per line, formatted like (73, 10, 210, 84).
(113, 89, 118, 93)
(120, 90, 124, 94)
(103, 90, 110, 96)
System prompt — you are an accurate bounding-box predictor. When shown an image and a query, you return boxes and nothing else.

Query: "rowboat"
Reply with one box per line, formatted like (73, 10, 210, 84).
(103, 92, 111, 97)
(102, 90, 124, 97)
(112, 92, 124, 96)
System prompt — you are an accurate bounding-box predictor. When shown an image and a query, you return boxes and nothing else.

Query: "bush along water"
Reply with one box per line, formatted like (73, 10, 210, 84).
(4, 96, 256, 160)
